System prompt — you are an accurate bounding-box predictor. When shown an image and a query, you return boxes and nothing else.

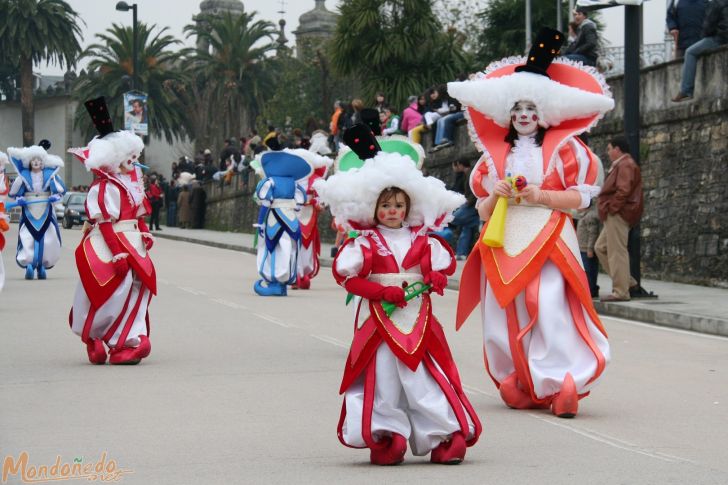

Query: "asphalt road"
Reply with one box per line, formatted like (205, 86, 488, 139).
(2, 225, 727, 484)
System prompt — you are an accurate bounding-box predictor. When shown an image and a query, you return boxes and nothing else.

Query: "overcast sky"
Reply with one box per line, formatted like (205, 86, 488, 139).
(42, 0, 668, 76)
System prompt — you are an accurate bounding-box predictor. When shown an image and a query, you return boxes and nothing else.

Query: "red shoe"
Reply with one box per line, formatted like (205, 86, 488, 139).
(431, 432, 466, 465)
(109, 335, 151, 365)
(499, 373, 539, 409)
(551, 372, 578, 418)
(86, 339, 107, 365)
(298, 275, 311, 290)
(370, 433, 407, 466)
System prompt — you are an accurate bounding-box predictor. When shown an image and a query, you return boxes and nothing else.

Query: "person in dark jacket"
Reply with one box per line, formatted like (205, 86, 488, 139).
(673, 0, 728, 101)
(595, 136, 643, 302)
(190, 181, 207, 229)
(667, 0, 709, 58)
(563, 7, 599, 67)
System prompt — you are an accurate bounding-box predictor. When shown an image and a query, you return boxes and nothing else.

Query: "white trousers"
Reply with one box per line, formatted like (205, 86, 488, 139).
(296, 242, 315, 277)
(71, 274, 151, 347)
(341, 344, 475, 456)
(16, 224, 61, 268)
(482, 261, 610, 398)
(257, 232, 297, 284)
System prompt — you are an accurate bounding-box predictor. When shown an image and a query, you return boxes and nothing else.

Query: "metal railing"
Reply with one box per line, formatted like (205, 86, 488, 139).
(599, 37, 675, 77)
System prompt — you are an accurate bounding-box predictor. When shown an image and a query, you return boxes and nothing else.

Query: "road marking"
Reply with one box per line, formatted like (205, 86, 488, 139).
(311, 334, 349, 349)
(178, 286, 207, 296)
(210, 298, 248, 310)
(462, 383, 496, 398)
(604, 315, 728, 341)
(527, 413, 698, 464)
(254, 312, 295, 328)
(157, 278, 170, 285)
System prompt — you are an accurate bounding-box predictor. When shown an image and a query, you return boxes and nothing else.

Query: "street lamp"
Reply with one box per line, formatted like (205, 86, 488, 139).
(115, 1, 138, 90)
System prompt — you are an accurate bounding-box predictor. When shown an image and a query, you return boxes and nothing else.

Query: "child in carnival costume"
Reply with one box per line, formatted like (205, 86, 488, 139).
(448, 28, 613, 418)
(68, 97, 156, 365)
(253, 148, 314, 296)
(0, 151, 11, 291)
(7, 140, 66, 280)
(294, 144, 333, 290)
(314, 124, 482, 466)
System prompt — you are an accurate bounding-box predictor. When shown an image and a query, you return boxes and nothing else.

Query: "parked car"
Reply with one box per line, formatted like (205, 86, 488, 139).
(62, 192, 87, 229)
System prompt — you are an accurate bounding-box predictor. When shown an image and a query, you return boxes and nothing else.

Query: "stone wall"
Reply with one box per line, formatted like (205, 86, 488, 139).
(203, 46, 728, 287)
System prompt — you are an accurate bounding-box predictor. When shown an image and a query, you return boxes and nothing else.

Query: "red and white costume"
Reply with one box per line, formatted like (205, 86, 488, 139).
(296, 155, 332, 289)
(448, 31, 614, 416)
(0, 151, 10, 292)
(315, 132, 482, 464)
(68, 97, 156, 365)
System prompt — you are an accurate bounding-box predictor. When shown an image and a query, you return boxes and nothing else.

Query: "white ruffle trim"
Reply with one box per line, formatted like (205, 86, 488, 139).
(111, 252, 130, 262)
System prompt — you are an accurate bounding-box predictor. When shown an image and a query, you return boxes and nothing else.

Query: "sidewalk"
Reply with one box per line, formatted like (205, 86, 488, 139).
(155, 226, 728, 337)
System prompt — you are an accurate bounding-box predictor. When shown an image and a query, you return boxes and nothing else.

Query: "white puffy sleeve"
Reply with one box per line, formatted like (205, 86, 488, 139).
(86, 182, 122, 222)
(429, 236, 455, 272)
(556, 138, 602, 210)
(333, 236, 372, 283)
(8, 176, 25, 198)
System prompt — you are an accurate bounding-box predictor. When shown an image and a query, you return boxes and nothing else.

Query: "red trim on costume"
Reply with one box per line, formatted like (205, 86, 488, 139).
(361, 357, 382, 449)
(456, 231, 485, 330)
(566, 286, 607, 386)
(114, 284, 146, 349)
(102, 288, 134, 343)
(81, 307, 97, 344)
(480, 211, 566, 308)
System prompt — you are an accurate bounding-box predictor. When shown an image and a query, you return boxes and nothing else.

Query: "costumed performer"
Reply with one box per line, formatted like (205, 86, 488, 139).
(7, 140, 66, 280)
(314, 124, 482, 465)
(0, 151, 10, 291)
(68, 97, 156, 365)
(294, 146, 332, 289)
(253, 148, 312, 296)
(449, 27, 613, 418)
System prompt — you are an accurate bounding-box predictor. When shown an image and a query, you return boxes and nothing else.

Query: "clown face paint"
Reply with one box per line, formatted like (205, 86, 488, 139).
(510, 101, 539, 136)
(376, 192, 408, 229)
(30, 157, 43, 171)
(119, 151, 139, 173)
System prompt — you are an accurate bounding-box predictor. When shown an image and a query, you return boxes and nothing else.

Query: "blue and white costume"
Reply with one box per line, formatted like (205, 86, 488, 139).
(7, 143, 66, 280)
(253, 150, 312, 296)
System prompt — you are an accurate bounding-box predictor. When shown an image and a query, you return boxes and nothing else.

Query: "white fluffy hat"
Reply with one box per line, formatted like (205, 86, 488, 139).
(314, 152, 465, 230)
(448, 57, 614, 129)
(7, 145, 64, 169)
(81, 130, 144, 171)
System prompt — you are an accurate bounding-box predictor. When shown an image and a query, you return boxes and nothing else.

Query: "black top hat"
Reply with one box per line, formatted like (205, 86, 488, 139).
(84, 97, 115, 137)
(515, 27, 565, 78)
(360, 108, 381, 136)
(38, 139, 51, 150)
(343, 124, 381, 161)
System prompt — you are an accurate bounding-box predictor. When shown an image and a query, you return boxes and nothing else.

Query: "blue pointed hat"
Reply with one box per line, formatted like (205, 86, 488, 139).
(260, 150, 313, 180)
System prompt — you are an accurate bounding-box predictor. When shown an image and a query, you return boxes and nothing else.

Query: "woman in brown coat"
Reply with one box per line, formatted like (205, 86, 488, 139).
(177, 185, 192, 229)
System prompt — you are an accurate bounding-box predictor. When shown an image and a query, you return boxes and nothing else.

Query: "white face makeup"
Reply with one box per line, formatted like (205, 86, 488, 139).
(119, 151, 139, 173)
(30, 158, 43, 171)
(510, 101, 540, 136)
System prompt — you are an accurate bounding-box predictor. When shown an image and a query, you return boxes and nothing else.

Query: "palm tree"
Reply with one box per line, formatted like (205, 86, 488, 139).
(330, 0, 469, 110)
(0, 0, 82, 146)
(73, 23, 188, 144)
(183, 11, 276, 148)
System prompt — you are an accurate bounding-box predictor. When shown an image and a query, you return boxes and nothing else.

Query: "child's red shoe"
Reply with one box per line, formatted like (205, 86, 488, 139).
(86, 339, 107, 365)
(430, 432, 466, 465)
(370, 433, 407, 466)
(109, 335, 151, 365)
